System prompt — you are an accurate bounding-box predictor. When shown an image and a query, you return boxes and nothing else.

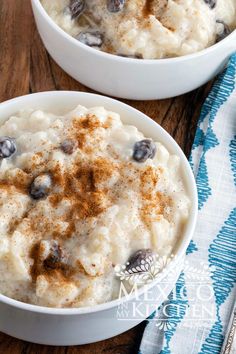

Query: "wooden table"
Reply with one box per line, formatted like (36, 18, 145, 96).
(0, 1, 213, 353)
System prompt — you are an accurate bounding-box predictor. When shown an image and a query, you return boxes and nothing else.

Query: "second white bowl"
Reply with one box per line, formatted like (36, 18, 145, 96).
(0, 91, 198, 345)
(32, 0, 236, 100)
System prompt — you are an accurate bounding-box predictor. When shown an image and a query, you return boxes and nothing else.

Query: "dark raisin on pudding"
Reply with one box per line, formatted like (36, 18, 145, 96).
(76, 31, 103, 47)
(0, 136, 17, 158)
(126, 249, 153, 271)
(204, 0, 217, 9)
(107, 0, 125, 13)
(60, 139, 77, 155)
(30, 240, 70, 281)
(44, 241, 68, 270)
(69, 0, 85, 20)
(29, 174, 52, 200)
(133, 139, 157, 162)
(216, 20, 231, 42)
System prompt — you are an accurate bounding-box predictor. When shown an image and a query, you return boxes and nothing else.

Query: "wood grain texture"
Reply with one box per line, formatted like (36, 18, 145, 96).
(0, 0, 213, 353)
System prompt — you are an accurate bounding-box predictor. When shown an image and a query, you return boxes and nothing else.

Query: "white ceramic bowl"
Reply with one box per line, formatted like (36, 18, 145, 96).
(0, 91, 198, 345)
(31, 0, 236, 100)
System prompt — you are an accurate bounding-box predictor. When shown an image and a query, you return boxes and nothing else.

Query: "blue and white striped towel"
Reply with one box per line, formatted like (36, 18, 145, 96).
(139, 54, 236, 354)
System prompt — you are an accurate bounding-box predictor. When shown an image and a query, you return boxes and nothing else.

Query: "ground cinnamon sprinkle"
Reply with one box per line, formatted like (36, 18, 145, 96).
(140, 166, 172, 224)
(142, 0, 168, 19)
(8, 209, 31, 234)
(0, 170, 32, 195)
(141, 191, 173, 224)
(140, 165, 160, 188)
(49, 160, 110, 223)
(143, 0, 153, 17)
(92, 157, 117, 187)
(70, 114, 105, 150)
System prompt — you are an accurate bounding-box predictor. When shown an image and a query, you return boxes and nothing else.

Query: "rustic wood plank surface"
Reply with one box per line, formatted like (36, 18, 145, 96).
(0, 0, 213, 353)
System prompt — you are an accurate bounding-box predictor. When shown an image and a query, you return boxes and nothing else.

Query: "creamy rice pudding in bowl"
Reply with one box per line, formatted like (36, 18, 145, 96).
(32, 0, 236, 99)
(0, 91, 197, 345)
(41, 0, 236, 59)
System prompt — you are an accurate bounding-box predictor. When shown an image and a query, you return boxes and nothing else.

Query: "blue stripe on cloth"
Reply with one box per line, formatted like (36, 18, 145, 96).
(186, 240, 198, 255)
(229, 136, 236, 186)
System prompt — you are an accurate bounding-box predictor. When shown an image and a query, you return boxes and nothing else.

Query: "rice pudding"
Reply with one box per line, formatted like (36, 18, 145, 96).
(41, 0, 236, 59)
(0, 105, 190, 307)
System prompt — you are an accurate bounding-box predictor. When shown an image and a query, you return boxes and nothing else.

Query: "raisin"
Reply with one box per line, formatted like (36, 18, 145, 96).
(126, 249, 153, 271)
(69, 0, 85, 20)
(76, 31, 103, 47)
(60, 139, 77, 155)
(133, 139, 156, 162)
(107, 0, 125, 13)
(204, 0, 216, 9)
(44, 241, 68, 270)
(0, 136, 16, 158)
(216, 20, 231, 42)
(29, 174, 52, 200)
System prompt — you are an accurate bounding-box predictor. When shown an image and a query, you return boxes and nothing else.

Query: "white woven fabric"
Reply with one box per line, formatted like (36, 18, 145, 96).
(139, 54, 236, 354)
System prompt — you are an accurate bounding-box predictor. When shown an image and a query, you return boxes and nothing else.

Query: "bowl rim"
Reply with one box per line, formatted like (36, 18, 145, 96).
(32, 0, 236, 64)
(0, 91, 198, 315)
